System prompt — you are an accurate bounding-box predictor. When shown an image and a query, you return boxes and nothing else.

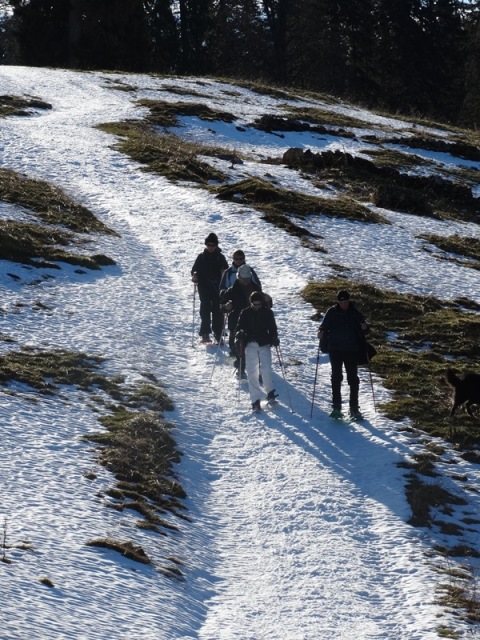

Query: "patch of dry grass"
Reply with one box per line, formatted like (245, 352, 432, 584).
(137, 98, 236, 128)
(0, 94, 52, 117)
(98, 121, 228, 184)
(419, 233, 480, 270)
(0, 167, 115, 234)
(0, 220, 115, 270)
(86, 538, 152, 564)
(213, 176, 385, 244)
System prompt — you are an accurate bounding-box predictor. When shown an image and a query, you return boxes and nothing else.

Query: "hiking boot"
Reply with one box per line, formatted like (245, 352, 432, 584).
(252, 399, 261, 412)
(349, 409, 364, 421)
(201, 334, 211, 343)
(266, 390, 278, 402)
(329, 408, 344, 420)
(236, 369, 247, 379)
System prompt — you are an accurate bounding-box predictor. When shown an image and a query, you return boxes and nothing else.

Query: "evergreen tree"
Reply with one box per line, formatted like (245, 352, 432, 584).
(68, 0, 82, 67)
(75, 0, 150, 71)
(285, 0, 378, 100)
(262, 0, 290, 82)
(340, 0, 377, 100)
(0, 8, 15, 63)
(421, 0, 466, 120)
(8, 0, 69, 66)
(461, 8, 480, 126)
(8, 0, 150, 70)
(370, 0, 430, 114)
(178, 0, 212, 73)
(209, 0, 270, 78)
(144, 0, 179, 72)
(286, 0, 347, 92)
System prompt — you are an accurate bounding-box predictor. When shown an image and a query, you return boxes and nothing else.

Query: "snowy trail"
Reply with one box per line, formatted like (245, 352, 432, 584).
(0, 66, 476, 639)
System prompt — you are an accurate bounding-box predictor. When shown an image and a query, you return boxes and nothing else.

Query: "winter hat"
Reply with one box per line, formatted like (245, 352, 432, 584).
(337, 290, 350, 301)
(237, 264, 252, 279)
(205, 232, 219, 245)
(250, 291, 265, 304)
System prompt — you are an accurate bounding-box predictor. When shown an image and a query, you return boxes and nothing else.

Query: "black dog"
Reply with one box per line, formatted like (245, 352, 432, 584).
(446, 368, 480, 417)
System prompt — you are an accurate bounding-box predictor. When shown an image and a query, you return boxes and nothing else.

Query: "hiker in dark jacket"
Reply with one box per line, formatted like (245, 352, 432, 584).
(191, 232, 228, 343)
(235, 291, 279, 411)
(221, 263, 262, 363)
(318, 289, 369, 421)
(219, 249, 261, 294)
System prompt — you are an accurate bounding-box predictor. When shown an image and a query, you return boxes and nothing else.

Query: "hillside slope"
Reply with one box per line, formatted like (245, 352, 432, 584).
(0, 66, 480, 639)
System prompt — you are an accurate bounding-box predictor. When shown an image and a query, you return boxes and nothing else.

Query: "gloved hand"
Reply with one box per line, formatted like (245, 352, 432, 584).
(271, 337, 280, 347)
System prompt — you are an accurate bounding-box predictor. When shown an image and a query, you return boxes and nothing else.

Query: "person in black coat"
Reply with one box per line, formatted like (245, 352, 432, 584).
(191, 232, 228, 343)
(219, 249, 262, 294)
(220, 263, 262, 362)
(235, 291, 279, 411)
(318, 290, 369, 420)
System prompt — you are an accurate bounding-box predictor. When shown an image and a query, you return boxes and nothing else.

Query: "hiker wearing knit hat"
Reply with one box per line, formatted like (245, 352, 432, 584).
(220, 263, 262, 363)
(235, 291, 279, 410)
(219, 249, 262, 293)
(191, 233, 228, 343)
(204, 232, 219, 246)
(237, 264, 253, 280)
(317, 290, 370, 421)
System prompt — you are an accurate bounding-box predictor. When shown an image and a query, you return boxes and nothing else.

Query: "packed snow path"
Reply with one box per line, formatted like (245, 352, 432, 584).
(1, 67, 479, 639)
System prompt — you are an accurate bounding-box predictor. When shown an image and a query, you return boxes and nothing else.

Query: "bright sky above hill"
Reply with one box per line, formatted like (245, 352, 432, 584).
(1, 66, 480, 639)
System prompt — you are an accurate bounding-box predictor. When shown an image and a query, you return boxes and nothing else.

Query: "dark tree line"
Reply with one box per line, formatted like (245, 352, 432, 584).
(2, 0, 480, 126)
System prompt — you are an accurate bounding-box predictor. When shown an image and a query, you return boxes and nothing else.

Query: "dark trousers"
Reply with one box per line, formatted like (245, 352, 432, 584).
(228, 311, 246, 371)
(227, 311, 240, 352)
(329, 350, 359, 411)
(198, 284, 223, 339)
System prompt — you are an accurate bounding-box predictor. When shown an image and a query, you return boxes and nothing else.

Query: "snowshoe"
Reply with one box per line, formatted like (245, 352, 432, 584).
(266, 390, 279, 404)
(349, 409, 364, 422)
(329, 409, 344, 421)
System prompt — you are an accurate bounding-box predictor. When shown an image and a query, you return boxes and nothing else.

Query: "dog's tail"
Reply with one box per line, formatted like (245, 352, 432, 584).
(446, 368, 461, 388)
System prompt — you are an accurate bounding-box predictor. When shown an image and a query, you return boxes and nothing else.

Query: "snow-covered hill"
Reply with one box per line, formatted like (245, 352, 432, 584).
(1, 66, 480, 639)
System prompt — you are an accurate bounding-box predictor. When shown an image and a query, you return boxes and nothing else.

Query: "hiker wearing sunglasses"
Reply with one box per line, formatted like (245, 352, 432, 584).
(191, 232, 228, 344)
(220, 262, 262, 368)
(219, 249, 262, 294)
(235, 291, 279, 412)
(318, 289, 369, 421)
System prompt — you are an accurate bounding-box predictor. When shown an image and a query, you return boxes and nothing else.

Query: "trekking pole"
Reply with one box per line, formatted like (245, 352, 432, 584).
(191, 283, 197, 347)
(210, 313, 228, 384)
(275, 345, 294, 413)
(361, 344, 377, 414)
(237, 350, 243, 402)
(310, 341, 321, 419)
(367, 365, 377, 413)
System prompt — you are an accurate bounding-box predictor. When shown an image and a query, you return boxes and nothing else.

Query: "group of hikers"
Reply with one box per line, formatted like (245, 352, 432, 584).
(191, 232, 370, 419)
